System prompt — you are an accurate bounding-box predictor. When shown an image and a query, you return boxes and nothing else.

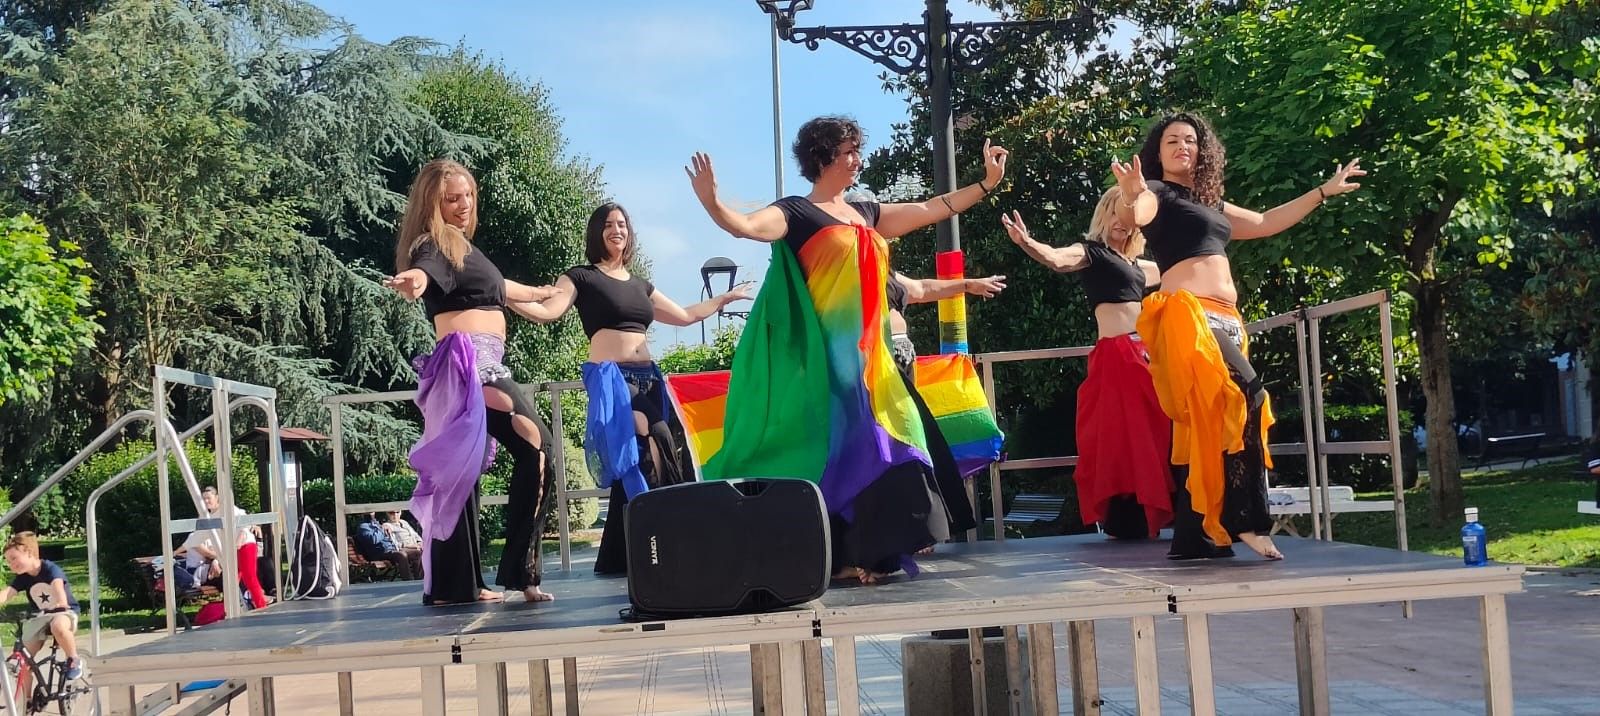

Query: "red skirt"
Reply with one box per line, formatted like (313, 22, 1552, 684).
(1074, 334, 1174, 537)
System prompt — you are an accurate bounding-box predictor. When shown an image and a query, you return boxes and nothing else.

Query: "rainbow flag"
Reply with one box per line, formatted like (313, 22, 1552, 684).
(666, 355, 1004, 476)
(664, 370, 732, 472)
(911, 354, 1005, 477)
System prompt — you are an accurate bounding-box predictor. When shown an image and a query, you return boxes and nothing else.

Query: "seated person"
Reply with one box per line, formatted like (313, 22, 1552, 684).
(354, 513, 416, 581)
(380, 511, 424, 580)
(180, 486, 270, 609)
(0, 532, 83, 680)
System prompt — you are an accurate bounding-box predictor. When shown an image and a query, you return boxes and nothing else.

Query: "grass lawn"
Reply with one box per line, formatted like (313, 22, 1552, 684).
(1298, 458, 1600, 568)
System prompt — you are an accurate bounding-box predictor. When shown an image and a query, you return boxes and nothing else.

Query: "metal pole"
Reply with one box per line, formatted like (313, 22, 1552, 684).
(552, 386, 572, 572)
(264, 398, 287, 603)
(770, 13, 785, 200)
(1379, 298, 1410, 553)
(212, 385, 243, 618)
(1308, 317, 1335, 538)
(331, 402, 351, 587)
(926, 0, 966, 354)
(152, 372, 180, 706)
(1294, 317, 1324, 539)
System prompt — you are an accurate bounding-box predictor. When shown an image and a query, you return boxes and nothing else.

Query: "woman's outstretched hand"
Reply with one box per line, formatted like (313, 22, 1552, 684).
(721, 281, 757, 305)
(382, 272, 424, 301)
(965, 275, 1007, 298)
(685, 152, 719, 206)
(1320, 158, 1366, 197)
(1000, 210, 1034, 247)
(1110, 155, 1148, 201)
(981, 138, 1009, 188)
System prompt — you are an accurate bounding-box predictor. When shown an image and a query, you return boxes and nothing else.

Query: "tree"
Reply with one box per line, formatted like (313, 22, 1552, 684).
(0, 214, 98, 406)
(1179, 0, 1598, 521)
(0, 0, 474, 483)
(658, 326, 742, 375)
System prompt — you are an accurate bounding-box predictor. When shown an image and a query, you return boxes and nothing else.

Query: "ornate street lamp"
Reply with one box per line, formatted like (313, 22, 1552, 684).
(699, 257, 745, 344)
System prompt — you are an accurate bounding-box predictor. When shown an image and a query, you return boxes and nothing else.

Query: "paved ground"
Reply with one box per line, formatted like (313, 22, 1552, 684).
(91, 545, 1600, 715)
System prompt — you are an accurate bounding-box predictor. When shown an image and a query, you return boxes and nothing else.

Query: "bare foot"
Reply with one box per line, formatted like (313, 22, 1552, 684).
(1237, 532, 1284, 560)
(478, 588, 504, 602)
(916, 545, 935, 556)
(523, 587, 555, 603)
(832, 567, 883, 585)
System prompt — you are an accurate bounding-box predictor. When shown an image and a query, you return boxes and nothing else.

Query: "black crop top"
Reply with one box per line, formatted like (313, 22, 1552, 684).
(564, 264, 656, 338)
(409, 238, 506, 320)
(770, 196, 882, 254)
(1076, 242, 1147, 307)
(1142, 180, 1232, 273)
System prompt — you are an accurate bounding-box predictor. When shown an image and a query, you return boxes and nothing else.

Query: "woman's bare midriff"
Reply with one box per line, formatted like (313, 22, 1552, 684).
(1158, 255, 1238, 305)
(588, 329, 652, 364)
(432, 308, 507, 342)
(1093, 302, 1142, 338)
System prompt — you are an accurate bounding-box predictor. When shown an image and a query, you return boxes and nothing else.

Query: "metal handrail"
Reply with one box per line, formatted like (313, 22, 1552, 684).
(83, 395, 281, 654)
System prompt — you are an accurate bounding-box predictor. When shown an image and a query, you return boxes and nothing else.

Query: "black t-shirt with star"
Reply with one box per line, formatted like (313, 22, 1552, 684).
(10, 560, 79, 612)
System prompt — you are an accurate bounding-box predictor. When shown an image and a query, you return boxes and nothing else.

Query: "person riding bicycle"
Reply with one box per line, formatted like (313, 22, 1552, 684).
(0, 532, 83, 681)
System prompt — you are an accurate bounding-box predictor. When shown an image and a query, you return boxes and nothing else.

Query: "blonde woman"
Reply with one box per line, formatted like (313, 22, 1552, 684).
(384, 159, 560, 604)
(1002, 187, 1169, 539)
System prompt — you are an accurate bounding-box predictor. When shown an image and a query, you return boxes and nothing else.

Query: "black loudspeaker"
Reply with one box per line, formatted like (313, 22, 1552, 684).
(625, 478, 830, 618)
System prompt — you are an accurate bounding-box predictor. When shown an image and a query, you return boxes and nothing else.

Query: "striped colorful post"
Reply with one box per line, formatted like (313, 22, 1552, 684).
(935, 249, 967, 354)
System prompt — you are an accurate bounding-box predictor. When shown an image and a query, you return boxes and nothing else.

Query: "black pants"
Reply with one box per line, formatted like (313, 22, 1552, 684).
(485, 376, 557, 591)
(832, 459, 949, 575)
(1168, 327, 1273, 559)
(593, 370, 690, 575)
(423, 488, 490, 603)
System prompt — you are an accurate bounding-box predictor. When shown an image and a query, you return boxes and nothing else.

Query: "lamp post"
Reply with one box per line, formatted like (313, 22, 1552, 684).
(699, 257, 745, 345)
(754, 0, 1084, 353)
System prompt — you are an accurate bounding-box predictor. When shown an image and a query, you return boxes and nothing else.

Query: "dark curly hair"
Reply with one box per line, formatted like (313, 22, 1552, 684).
(584, 202, 636, 265)
(793, 116, 865, 183)
(1138, 112, 1225, 207)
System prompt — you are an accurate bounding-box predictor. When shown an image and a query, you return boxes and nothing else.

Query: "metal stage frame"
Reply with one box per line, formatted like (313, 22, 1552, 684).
(82, 291, 1483, 715)
(95, 535, 1523, 716)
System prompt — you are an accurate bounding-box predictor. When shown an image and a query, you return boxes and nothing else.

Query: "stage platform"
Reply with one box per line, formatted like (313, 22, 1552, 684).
(96, 535, 1523, 716)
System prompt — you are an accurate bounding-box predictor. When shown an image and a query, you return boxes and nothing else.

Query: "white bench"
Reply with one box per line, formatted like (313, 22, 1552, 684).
(991, 493, 1066, 527)
(1267, 486, 1395, 537)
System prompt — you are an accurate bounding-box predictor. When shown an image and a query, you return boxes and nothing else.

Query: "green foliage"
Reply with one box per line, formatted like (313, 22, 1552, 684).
(0, 214, 98, 407)
(0, 486, 11, 544)
(76, 439, 259, 602)
(657, 326, 742, 375)
(1521, 216, 1600, 361)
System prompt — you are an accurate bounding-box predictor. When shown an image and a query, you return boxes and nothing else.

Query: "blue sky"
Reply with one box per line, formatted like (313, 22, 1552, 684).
(313, 0, 996, 352)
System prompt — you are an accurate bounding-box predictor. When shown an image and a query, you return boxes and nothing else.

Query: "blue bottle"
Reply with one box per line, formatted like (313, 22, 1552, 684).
(1461, 507, 1487, 567)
